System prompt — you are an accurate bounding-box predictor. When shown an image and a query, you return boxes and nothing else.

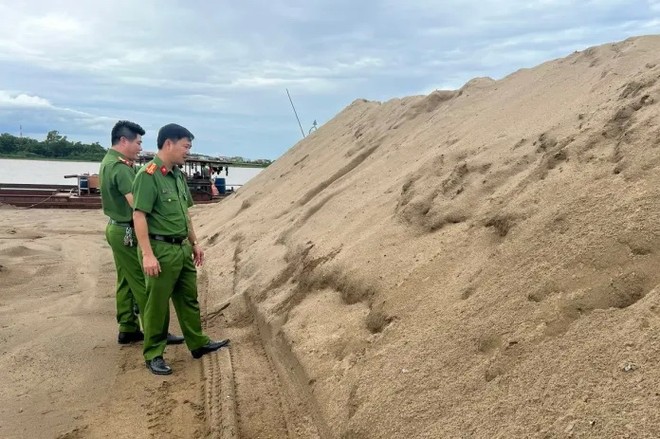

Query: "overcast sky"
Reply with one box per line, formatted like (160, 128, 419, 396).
(1, 1, 659, 159)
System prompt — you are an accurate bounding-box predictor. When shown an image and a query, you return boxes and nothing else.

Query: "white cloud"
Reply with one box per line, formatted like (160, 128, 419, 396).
(1, 0, 660, 159)
(21, 13, 87, 38)
(0, 91, 52, 108)
(230, 76, 335, 92)
(0, 90, 116, 141)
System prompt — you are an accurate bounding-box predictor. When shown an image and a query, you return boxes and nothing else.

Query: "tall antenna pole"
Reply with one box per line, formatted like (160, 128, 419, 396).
(19, 124, 22, 137)
(286, 88, 306, 139)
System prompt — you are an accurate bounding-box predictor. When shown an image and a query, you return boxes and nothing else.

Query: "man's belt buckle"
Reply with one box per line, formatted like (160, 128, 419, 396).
(109, 219, 133, 227)
(150, 234, 186, 245)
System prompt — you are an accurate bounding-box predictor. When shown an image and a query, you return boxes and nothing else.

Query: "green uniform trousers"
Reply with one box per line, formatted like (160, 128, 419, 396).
(105, 223, 148, 333)
(140, 239, 210, 361)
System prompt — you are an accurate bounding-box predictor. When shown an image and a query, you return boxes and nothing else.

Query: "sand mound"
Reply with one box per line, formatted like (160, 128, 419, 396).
(193, 35, 660, 437)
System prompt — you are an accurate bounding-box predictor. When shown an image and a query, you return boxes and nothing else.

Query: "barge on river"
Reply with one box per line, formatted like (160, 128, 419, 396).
(0, 156, 240, 209)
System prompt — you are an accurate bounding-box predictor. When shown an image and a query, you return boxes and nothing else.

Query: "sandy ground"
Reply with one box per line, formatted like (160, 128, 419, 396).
(0, 207, 320, 439)
(0, 209, 206, 438)
(6, 35, 660, 438)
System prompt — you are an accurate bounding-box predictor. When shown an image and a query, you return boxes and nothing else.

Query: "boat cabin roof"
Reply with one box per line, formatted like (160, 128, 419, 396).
(138, 153, 233, 166)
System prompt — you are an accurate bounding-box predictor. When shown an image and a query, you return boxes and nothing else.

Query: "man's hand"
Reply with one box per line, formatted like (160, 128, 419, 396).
(142, 253, 161, 277)
(133, 210, 158, 276)
(192, 244, 204, 267)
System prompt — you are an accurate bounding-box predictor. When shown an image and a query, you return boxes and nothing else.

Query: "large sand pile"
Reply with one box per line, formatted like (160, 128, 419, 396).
(192, 35, 660, 437)
(3, 34, 660, 439)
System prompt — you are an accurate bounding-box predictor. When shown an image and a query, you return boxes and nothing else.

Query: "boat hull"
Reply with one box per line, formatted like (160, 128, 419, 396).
(0, 183, 228, 209)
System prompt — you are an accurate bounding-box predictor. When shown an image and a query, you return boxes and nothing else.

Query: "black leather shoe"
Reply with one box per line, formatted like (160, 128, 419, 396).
(118, 331, 144, 344)
(146, 356, 172, 375)
(191, 339, 230, 359)
(166, 333, 185, 345)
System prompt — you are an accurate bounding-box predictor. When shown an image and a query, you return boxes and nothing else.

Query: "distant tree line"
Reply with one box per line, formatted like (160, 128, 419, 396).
(225, 156, 273, 167)
(0, 131, 106, 161)
(0, 130, 274, 166)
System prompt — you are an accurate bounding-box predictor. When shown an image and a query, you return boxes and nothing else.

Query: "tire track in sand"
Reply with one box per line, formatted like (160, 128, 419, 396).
(199, 268, 321, 438)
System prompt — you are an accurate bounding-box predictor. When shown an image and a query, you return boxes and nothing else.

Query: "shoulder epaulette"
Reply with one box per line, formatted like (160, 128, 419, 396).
(118, 157, 133, 167)
(145, 163, 157, 175)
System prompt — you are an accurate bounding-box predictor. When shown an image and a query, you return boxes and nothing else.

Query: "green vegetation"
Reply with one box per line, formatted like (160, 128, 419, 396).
(228, 162, 271, 168)
(224, 156, 272, 167)
(0, 131, 273, 167)
(0, 131, 106, 161)
(185, 154, 272, 168)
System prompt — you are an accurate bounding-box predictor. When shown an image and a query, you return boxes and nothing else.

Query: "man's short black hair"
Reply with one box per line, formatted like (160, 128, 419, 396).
(111, 120, 145, 145)
(157, 123, 194, 149)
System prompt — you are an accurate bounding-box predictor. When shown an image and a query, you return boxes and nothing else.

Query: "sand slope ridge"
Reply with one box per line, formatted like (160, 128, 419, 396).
(192, 35, 660, 437)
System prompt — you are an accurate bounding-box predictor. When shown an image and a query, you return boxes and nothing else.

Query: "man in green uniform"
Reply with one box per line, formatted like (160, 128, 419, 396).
(133, 123, 229, 375)
(100, 120, 184, 346)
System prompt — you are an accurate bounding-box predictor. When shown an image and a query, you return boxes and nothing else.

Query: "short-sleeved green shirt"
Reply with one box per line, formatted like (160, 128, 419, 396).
(132, 155, 194, 237)
(100, 149, 136, 223)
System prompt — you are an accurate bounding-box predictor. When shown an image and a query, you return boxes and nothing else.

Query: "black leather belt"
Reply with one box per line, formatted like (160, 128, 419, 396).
(109, 219, 133, 227)
(149, 234, 186, 245)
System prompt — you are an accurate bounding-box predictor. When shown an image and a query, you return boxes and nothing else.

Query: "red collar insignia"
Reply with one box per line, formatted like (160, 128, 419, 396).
(160, 166, 168, 175)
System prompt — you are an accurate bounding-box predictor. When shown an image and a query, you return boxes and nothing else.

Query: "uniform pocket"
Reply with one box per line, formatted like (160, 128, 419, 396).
(159, 191, 181, 212)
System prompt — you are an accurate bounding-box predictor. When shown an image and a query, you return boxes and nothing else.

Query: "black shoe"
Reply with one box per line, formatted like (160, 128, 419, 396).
(118, 331, 144, 344)
(166, 333, 185, 345)
(145, 356, 172, 375)
(191, 339, 230, 359)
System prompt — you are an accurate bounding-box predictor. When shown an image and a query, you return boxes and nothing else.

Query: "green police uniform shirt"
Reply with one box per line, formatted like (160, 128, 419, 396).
(100, 149, 136, 223)
(132, 155, 194, 238)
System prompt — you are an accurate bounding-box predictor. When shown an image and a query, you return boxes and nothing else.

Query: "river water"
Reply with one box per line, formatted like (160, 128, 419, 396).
(0, 158, 263, 189)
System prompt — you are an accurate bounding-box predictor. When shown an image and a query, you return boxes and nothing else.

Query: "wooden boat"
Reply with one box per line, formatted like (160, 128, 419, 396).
(0, 183, 102, 209)
(0, 156, 242, 209)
